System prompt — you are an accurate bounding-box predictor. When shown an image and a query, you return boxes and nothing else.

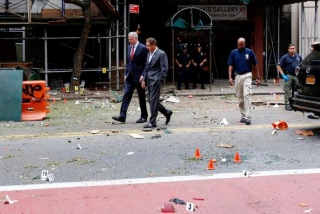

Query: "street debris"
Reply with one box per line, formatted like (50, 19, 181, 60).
(169, 198, 186, 205)
(126, 152, 134, 155)
(74, 100, 80, 104)
(300, 203, 308, 207)
(142, 128, 153, 132)
(4, 195, 18, 204)
(305, 209, 313, 213)
(163, 96, 180, 103)
(90, 130, 100, 134)
(110, 129, 120, 133)
(151, 134, 161, 139)
(220, 118, 229, 126)
(130, 133, 144, 139)
(77, 144, 87, 150)
(217, 143, 234, 148)
(221, 158, 227, 162)
(308, 114, 319, 119)
(248, 200, 260, 204)
(193, 116, 208, 119)
(243, 171, 252, 177)
(160, 203, 175, 213)
(295, 130, 314, 136)
(164, 128, 173, 134)
(188, 95, 193, 98)
(193, 198, 204, 201)
(271, 129, 276, 135)
(298, 137, 305, 140)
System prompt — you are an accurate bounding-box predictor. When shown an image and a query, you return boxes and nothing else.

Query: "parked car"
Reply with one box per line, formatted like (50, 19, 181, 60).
(289, 42, 320, 116)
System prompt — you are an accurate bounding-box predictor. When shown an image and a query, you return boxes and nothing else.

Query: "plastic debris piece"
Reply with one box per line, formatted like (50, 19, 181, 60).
(221, 158, 227, 162)
(163, 96, 180, 103)
(151, 134, 161, 139)
(193, 198, 204, 201)
(271, 129, 276, 135)
(32, 175, 41, 180)
(300, 203, 308, 207)
(90, 130, 100, 134)
(308, 114, 319, 119)
(130, 133, 144, 139)
(126, 152, 134, 155)
(164, 128, 173, 134)
(4, 195, 18, 204)
(142, 128, 153, 132)
(161, 203, 175, 213)
(295, 130, 314, 136)
(77, 144, 83, 150)
(169, 198, 186, 205)
(248, 200, 260, 204)
(220, 118, 229, 126)
(305, 209, 313, 213)
(217, 143, 234, 148)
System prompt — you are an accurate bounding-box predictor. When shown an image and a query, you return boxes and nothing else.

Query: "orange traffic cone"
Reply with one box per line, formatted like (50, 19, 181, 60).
(194, 148, 202, 158)
(64, 97, 67, 103)
(206, 159, 215, 170)
(233, 151, 241, 163)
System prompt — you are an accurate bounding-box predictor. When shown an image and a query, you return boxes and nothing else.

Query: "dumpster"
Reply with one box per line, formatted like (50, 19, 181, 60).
(0, 68, 23, 121)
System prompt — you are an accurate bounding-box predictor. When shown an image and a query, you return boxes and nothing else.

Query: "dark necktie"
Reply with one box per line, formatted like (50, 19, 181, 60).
(130, 45, 134, 60)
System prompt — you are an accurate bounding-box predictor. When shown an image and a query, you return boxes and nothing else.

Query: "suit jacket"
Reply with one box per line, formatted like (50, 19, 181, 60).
(125, 42, 149, 82)
(142, 48, 168, 86)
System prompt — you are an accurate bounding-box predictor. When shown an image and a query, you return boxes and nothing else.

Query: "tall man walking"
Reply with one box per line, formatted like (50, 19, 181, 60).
(141, 37, 172, 128)
(276, 44, 302, 111)
(112, 32, 149, 123)
(228, 37, 260, 125)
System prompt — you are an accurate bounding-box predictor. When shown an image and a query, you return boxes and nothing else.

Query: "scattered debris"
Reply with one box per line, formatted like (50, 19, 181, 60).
(188, 95, 193, 98)
(75, 100, 80, 104)
(271, 129, 276, 135)
(217, 143, 234, 148)
(110, 129, 120, 133)
(163, 96, 180, 103)
(142, 128, 153, 132)
(151, 134, 161, 139)
(220, 118, 229, 126)
(130, 133, 144, 139)
(32, 175, 41, 180)
(164, 128, 173, 134)
(90, 130, 100, 134)
(305, 209, 313, 213)
(169, 198, 186, 205)
(193, 116, 208, 119)
(110, 90, 123, 102)
(193, 198, 204, 201)
(271, 120, 288, 130)
(126, 152, 134, 155)
(300, 203, 308, 207)
(298, 137, 305, 140)
(4, 195, 18, 204)
(221, 158, 227, 162)
(248, 200, 260, 204)
(160, 203, 175, 213)
(295, 130, 314, 136)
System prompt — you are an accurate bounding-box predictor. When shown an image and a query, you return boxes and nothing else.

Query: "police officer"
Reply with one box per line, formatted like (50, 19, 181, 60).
(192, 44, 207, 89)
(276, 43, 302, 111)
(175, 45, 191, 90)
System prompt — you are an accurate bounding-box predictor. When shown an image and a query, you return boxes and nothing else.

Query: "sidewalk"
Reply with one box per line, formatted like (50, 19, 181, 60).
(49, 79, 284, 100)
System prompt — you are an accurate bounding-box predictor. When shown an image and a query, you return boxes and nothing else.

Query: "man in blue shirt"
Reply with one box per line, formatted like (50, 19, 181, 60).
(227, 37, 261, 125)
(277, 44, 302, 111)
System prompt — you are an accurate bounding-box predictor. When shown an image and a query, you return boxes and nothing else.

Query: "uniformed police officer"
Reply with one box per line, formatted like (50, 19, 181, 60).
(175, 45, 191, 90)
(276, 43, 302, 111)
(192, 44, 207, 89)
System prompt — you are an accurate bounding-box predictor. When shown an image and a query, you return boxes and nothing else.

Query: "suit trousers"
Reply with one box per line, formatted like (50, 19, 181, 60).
(147, 80, 168, 125)
(235, 72, 252, 119)
(120, 76, 148, 119)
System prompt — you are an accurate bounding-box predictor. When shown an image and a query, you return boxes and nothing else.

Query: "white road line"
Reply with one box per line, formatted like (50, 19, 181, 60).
(1, 168, 320, 192)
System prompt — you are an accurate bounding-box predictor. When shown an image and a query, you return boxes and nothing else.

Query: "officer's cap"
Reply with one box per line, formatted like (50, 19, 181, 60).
(182, 45, 187, 49)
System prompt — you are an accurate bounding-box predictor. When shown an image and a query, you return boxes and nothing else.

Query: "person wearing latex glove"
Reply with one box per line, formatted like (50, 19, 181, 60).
(277, 44, 302, 111)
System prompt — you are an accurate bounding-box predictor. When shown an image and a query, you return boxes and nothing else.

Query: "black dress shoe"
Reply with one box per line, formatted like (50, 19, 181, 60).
(144, 122, 157, 128)
(136, 118, 147, 123)
(112, 116, 125, 123)
(165, 110, 173, 125)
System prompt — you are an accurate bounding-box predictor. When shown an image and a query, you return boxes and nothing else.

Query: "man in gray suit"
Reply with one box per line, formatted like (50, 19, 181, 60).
(141, 37, 172, 128)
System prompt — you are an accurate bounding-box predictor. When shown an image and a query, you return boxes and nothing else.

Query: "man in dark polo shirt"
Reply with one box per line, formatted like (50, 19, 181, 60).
(277, 43, 302, 111)
(228, 37, 261, 125)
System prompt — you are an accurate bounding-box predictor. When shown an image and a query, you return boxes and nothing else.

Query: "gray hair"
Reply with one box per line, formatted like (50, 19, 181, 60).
(237, 37, 246, 43)
(128, 32, 138, 39)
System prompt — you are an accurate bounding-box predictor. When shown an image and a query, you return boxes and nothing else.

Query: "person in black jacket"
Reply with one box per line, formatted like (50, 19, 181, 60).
(112, 32, 149, 123)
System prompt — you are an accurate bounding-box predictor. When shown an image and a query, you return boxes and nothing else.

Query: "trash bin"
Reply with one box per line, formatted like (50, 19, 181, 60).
(16, 66, 41, 80)
(0, 68, 23, 121)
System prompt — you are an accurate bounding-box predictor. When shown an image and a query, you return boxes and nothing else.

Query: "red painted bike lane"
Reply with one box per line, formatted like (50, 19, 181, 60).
(1, 171, 319, 214)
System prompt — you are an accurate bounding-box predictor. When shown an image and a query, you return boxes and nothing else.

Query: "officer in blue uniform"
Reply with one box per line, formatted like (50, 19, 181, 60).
(175, 45, 191, 90)
(276, 43, 302, 111)
(192, 44, 207, 89)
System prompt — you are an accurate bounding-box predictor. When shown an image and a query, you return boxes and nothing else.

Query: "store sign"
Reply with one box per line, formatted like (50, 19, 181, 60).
(178, 5, 247, 20)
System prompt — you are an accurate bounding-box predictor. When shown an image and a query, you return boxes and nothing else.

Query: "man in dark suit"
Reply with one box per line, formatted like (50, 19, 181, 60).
(112, 32, 149, 123)
(141, 37, 172, 128)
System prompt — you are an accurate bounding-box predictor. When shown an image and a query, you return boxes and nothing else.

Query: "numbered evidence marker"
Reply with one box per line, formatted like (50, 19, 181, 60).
(243, 171, 252, 178)
(102, 68, 107, 74)
(47, 173, 54, 181)
(186, 202, 194, 212)
(41, 170, 49, 181)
